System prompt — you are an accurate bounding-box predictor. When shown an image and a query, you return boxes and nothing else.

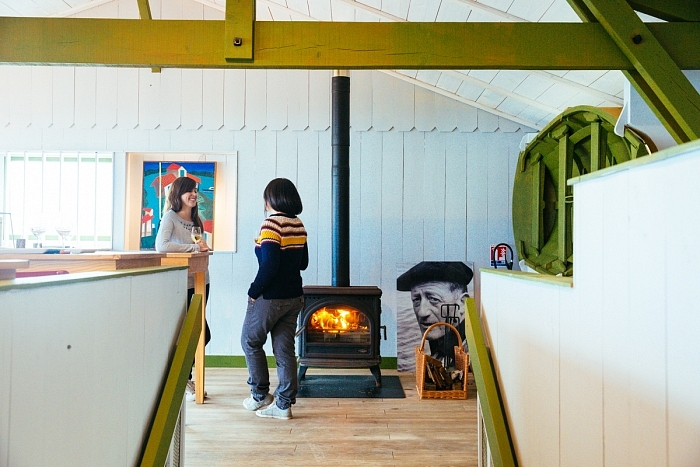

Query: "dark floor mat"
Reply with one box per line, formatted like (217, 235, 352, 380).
(297, 375, 406, 398)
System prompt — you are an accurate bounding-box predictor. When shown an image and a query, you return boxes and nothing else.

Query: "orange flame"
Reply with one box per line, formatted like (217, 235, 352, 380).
(309, 307, 368, 331)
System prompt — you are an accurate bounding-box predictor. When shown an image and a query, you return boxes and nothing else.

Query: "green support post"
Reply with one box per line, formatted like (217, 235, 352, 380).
(225, 0, 255, 61)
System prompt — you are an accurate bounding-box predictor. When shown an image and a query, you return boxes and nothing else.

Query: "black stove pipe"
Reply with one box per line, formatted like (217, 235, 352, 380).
(332, 73, 350, 287)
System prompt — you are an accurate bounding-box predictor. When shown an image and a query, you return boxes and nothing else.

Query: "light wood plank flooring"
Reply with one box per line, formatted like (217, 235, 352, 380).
(185, 368, 478, 466)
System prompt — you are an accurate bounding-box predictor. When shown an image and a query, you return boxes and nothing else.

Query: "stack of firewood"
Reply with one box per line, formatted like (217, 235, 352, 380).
(423, 354, 464, 391)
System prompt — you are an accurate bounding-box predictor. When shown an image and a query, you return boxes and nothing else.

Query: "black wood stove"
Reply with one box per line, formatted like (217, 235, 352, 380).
(296, 72, 386, 387)
(297, 285, 385, 386)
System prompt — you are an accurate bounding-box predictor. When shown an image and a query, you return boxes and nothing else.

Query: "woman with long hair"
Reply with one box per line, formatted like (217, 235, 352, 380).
(241, 178, 308, 420)
(155, 176, 212, 400)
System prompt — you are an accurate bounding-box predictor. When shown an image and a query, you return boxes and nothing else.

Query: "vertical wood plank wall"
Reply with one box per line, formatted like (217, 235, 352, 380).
(0, 59, 531, 357)
(479, 143, 700, 466)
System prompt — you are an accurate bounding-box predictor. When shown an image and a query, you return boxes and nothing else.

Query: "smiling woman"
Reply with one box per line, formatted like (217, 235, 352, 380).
(1, 151, 114, 249)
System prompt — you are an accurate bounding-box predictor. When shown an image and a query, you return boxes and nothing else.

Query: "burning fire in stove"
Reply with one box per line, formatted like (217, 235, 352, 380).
(309, 307, 369, 332)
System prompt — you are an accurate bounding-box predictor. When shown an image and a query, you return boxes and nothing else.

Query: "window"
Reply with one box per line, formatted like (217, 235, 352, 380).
(1, 151, 113, 249)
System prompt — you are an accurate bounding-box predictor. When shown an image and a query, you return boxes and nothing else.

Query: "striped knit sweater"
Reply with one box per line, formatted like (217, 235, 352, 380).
(248, 213, 309, 300)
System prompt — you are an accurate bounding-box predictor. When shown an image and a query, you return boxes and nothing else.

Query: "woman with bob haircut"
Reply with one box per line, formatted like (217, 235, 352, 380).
(155, 176, 212, 401)
(241, 178, 308, 420)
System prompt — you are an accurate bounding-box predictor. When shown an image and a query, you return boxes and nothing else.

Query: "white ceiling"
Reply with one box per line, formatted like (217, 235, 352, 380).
(0, 0, 642, 129)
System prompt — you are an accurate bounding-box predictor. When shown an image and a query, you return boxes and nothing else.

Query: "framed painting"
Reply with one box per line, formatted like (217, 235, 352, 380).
(140, 161, 216, 250)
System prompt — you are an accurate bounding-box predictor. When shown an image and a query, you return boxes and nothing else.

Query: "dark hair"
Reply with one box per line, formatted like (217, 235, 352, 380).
(167, 177, 203, 229)
(263, 178, 303, 215)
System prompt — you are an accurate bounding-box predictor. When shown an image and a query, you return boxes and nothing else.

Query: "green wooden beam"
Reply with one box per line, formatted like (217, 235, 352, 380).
(464, 297, 516, 467)
(139, 295, 202, 467)
(0, 17, 699, 70)
(567, 0, 700, 143)
(224, 0, 255, 61)
(136, 0, 152, 20)
(628, 0, 700, 22)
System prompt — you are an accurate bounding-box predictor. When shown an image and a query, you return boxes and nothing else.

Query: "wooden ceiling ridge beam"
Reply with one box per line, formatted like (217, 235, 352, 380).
(386, 70, 542, 129)
(567, 0, 700, 142)
(1, 17, 699, 70)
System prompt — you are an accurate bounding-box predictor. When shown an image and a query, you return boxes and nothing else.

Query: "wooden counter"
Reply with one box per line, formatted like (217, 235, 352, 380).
(0, 259, 29, 280)
(161, 251, 212, 404)
(0, 251, 164, 273)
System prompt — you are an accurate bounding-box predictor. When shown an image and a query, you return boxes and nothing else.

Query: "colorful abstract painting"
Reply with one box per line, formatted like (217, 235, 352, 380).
(140, 161, 216, 250)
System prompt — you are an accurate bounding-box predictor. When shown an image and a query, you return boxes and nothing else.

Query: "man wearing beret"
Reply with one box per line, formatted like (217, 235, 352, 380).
(397, 261, 473, 366)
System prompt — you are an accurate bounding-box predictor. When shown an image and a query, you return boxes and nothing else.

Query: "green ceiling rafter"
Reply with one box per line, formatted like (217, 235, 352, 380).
(628, 0, 700, 22)
(224, 0, 255, 61)
(567, 0, 700, 143)
(137, 0, 152, 20)
(1, 17, 700, 71)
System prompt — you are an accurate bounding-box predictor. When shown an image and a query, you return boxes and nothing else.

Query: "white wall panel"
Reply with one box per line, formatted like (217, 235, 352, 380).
(665, 155, 700, 466)
(266, 69, 288, 131)
(350, 70, 372, 131)
(181, 69, 203, 130)
(477, 108, 499, 132)
(349, 130, 362, 285)
(31, 67, 53, 129)
(74, 67, 97, 129)
(309, 70, 331, 131)
(414, 86, 436, 131)
(627, 163, 667, 466)
(422, 130, 446, 260)
(245, 69, 267, 130)
(297, 130, 320, 285)
(117, 68, 139, 129)
(138, 69, 160, 130)
(223, 69, 245, 130)
(53, 67, 75, 129)
(0, 67, 10, 127)
(372, 71, 395, 131)
(444, 131, 467, 261)
(183, 0, 204, 18)
(435, 93, 461, 132)
(275, 129, 297, 181)
(359, 130, 382, 285)
(316, 130, 333, 284)
(402, 130, 424, 262)
(392, 76, 415, 131)
(466, 134, 489, 270)
(158, 68, 182, 130)
(9, 66, 31, 128)
(203, 69, 224, 130)
(487, 135, 511, 249)
(95, 68, 118, 130)
(287, 69, 309, 131)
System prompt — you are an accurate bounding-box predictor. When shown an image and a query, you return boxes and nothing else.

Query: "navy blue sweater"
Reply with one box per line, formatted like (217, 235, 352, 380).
(248, 213, 308, 299)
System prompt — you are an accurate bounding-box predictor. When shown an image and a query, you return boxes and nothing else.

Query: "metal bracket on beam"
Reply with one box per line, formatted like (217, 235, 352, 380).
(225, 0, 255, 61)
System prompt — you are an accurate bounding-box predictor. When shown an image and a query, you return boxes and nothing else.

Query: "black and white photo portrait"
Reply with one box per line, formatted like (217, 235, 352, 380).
(395, 261, 474, 371)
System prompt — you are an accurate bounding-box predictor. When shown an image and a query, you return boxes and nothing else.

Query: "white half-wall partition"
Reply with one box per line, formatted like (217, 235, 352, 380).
(479, 139, 700, 466)
(0, 267, 189, 467)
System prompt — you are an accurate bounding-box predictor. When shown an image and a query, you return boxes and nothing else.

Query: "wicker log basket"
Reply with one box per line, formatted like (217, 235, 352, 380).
(415, 322, 469, 400)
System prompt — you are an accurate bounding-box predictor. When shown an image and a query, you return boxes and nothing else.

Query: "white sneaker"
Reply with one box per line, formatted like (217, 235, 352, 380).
(242, 393, 274, 411)
(256, 402, 293, 420)
(185, 380, 207, 401)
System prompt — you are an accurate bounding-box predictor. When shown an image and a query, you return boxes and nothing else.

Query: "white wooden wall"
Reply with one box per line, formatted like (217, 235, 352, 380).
(0, 46, 533, 358)
(0, 268, 188, 467)
(479, 140, 700, 466)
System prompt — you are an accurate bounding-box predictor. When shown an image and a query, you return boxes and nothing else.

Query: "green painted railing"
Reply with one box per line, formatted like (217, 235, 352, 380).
(464, 297, 517, 467)
(139, 294, 203, 467)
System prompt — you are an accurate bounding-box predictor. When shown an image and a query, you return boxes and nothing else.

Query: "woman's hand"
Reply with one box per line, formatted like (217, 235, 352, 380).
(197, 239, 211, 252)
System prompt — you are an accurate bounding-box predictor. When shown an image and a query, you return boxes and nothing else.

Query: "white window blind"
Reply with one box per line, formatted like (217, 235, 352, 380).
(1, 151, 113, 249)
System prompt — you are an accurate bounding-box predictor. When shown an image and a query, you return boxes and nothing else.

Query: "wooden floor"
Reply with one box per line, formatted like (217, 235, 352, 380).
(184, 368, 478, 466)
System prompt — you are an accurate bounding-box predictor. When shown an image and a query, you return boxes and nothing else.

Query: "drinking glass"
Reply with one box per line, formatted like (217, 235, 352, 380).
(55, 213, 73, 248)
(191, 226, 203, 244)
(30, 226, 47, 248)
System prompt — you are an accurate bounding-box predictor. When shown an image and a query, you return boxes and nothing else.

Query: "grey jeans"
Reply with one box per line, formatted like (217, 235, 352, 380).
(241, 295, 304, 409)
